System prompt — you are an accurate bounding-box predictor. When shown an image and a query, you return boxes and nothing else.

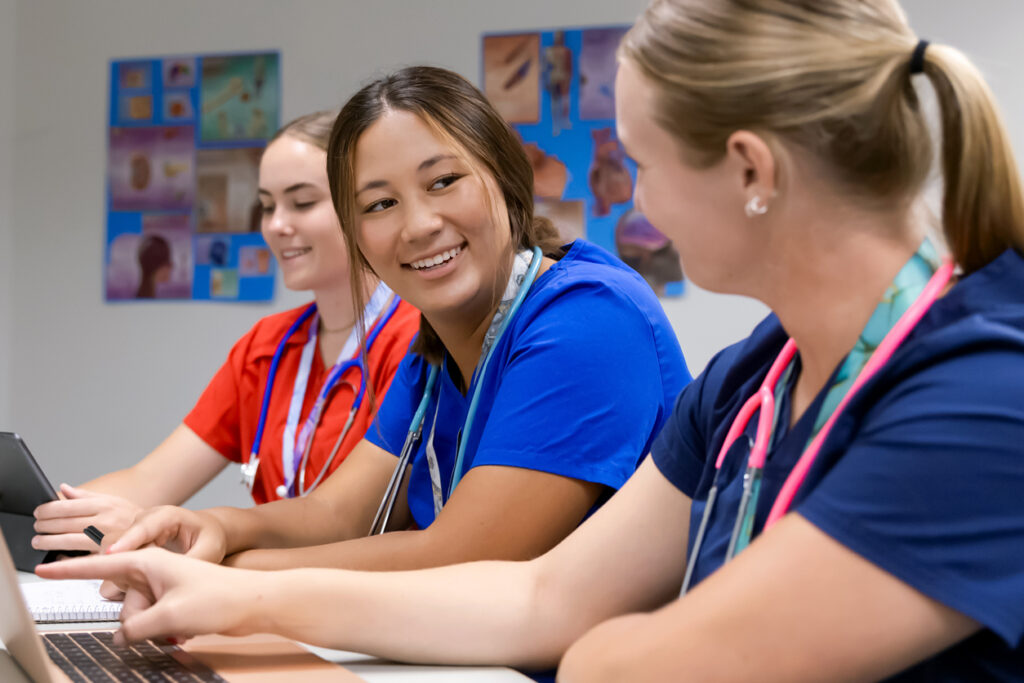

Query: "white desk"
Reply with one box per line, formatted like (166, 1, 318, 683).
(12, 571, 531, 682)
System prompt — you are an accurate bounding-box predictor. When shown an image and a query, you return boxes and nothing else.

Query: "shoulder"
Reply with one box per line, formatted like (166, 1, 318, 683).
(521, 240, 672, 332)
(378, 299, 420, 344)
(230, 302, 316, 361)
(863, 247, 1024, 409)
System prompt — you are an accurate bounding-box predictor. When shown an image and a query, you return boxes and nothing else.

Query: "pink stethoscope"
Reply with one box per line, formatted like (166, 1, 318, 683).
(680, 258, 955, 595)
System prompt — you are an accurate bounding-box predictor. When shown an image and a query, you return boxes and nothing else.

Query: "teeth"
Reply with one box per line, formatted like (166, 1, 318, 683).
(411, 246, 462, 270)
(282, 248, 311, 258)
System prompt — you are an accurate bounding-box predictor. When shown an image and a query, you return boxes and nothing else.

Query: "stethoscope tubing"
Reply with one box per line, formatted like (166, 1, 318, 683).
(369, 364, 440, 535)
(448, 247, 545, 493)
(370, 246, 544, 532)
(245, 295, 400, 496)
(680, 258, 954, 596)
(249, 303, 318, 466)
(284, 295, 402, 499)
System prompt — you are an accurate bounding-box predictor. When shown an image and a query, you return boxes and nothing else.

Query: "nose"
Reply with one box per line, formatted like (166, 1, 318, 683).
(263, 205, 294, 236)
(401, 196, 443, 243)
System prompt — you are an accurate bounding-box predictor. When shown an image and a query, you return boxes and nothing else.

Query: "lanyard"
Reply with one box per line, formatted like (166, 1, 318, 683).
(681, 243, 953, 595)
(241, 283, 397, 496)
(370, 246, 543, 531)
(281, 283, 393, 495)
(423, 247, 541, 516)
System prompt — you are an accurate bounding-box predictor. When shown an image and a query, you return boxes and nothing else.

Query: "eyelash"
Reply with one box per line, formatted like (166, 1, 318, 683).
(429, 173, 462, 190)
(260, 200, 317, 215)
(362, 174, 464, 214)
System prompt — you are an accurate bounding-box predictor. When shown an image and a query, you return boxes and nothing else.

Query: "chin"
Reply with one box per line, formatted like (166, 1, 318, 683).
(280, 273, 313, 293)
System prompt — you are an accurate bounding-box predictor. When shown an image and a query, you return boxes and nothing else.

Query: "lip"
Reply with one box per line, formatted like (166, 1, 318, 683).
(404, 243, 467, 280)
(279, 247, 312, 260)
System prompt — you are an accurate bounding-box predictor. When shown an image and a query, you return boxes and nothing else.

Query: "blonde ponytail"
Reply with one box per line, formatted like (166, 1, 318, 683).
(918, 44, 1024, 273)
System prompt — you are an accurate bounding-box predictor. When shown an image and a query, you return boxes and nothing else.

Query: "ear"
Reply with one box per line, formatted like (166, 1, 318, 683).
(725, 131, 778, 206)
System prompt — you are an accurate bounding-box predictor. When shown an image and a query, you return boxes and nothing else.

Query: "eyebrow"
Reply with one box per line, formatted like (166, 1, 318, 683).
(355, 154, 459, 195)
(257, 182, 316, 196)
(418, 154, 457, 172)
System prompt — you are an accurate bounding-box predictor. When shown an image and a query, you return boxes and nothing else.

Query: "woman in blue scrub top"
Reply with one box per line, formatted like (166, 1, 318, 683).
(41, 0, 1024, 678)
(95, 66, 690, 572)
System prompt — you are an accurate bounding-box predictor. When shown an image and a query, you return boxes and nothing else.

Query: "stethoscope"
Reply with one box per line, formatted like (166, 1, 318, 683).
(368, 246, 543, 535)
(680, 258, 954, 595)
(240, 292, 401, 498)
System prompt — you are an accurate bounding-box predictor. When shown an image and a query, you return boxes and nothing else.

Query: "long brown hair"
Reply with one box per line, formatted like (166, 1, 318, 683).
(326, 66, 563, 365)
(619, 0, 1024, 274)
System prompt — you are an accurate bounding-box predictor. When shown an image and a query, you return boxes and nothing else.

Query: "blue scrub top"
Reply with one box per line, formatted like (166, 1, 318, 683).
(653, 248, 1024, 679)
(369, 239, 691, 529)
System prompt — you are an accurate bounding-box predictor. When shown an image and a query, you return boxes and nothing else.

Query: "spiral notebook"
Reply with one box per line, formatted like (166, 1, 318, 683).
(18, 579, 122, 623)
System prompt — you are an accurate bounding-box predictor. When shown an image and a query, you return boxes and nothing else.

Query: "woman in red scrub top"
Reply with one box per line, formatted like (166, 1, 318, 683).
(32, 111, 420, 552)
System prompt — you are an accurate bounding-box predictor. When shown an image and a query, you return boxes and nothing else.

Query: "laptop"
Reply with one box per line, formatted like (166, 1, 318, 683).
(0, 530, 361, 682)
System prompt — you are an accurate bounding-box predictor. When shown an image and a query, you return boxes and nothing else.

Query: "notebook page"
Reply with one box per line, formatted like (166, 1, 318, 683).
(19, 579, 122, 623)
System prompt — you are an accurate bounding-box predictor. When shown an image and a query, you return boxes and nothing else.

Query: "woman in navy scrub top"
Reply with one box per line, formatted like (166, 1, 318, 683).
(42, 1, 1024, 679)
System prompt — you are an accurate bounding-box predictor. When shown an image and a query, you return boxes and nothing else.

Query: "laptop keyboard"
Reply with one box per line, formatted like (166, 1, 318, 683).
(42, 631, 225, 682)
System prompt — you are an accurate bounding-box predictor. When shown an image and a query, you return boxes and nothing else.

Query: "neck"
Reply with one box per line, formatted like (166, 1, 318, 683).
(429, 251, 554, 392)
(313, 274, 378, 332)
(761, 211, 923, 423)
(312, 273, 379, 362)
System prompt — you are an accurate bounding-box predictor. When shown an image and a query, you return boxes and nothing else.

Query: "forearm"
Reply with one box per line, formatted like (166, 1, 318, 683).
(205, 496, 363, 555)
(81, 425, 229, 507)
(225, 527, 496, 571)
(249, 561, 564, 669)
(80, 467, 172, 506)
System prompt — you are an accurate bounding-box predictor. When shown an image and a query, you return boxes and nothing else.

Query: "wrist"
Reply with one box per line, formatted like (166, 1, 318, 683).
(237, 568, 283, 636)
(200, 507, 245, 555)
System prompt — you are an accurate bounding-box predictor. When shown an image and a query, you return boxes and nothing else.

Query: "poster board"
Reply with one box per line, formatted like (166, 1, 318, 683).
(482, 27, 684, 297)
(105, 51, 280, 302)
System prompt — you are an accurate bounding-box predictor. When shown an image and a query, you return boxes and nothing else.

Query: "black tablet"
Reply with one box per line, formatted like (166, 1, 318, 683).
(0, 432, 64, 570)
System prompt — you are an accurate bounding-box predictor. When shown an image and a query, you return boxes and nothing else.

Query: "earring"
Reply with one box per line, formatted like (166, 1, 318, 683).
(744, 195, 768, 218)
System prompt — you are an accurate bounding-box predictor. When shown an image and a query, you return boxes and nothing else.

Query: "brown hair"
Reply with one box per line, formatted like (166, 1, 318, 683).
(326, 66, 563, 364)
(619, 0, 1024, 274)
(270, 110, 338, 151)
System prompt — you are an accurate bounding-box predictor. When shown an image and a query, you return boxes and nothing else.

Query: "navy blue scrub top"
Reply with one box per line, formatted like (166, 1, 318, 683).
(653, 248, 1024, 680)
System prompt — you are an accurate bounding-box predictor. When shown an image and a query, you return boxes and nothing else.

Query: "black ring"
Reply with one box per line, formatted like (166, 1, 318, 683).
(910, 39, 930, 75)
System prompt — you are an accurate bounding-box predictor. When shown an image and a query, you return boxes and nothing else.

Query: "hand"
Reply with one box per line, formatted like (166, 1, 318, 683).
(33, 484, 142, 553)
(108, 506, 228, 564)
(35, 548, 266, 646)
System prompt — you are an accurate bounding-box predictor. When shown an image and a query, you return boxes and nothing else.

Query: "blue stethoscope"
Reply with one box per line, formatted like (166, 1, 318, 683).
(240, 293, 401, 498)
(368, 246, 543, 534)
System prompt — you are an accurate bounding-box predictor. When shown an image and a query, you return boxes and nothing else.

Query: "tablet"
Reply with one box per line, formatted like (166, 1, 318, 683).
(0, 432, 65, 570)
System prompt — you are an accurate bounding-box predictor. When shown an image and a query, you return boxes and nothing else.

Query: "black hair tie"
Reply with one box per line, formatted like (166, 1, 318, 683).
(910, 39, 929, 75)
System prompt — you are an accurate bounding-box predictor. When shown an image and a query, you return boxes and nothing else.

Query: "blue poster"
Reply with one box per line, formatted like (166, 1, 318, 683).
(482, 28, 684, 297)
(105, 51, 280, 302)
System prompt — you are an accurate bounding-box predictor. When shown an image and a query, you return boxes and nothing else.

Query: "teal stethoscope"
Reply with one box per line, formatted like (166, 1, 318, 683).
(369, 246, 544, 535)
(241, 288, 401, 499)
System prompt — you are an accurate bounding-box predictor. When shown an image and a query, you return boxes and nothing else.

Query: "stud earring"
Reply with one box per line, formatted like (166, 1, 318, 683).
(744, 195, 768, 218)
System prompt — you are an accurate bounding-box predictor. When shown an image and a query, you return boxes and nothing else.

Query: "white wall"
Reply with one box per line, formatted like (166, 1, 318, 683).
(7, 1, 1024, 509)
(0, 0, 15, 429)
(8, 0, 675, 510)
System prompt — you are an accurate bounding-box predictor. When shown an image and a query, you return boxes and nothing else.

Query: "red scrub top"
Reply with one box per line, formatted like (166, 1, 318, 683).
(184, 300, 420, 504)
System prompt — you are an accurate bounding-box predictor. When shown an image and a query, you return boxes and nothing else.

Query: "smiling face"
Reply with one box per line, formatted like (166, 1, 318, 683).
(352, 109, 512, 324)
(258, 135, 350, 293)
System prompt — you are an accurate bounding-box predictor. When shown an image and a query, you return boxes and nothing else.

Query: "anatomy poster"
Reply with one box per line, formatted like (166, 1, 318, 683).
(105, 51, 279, 302)
(482, 28, 684, 297)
